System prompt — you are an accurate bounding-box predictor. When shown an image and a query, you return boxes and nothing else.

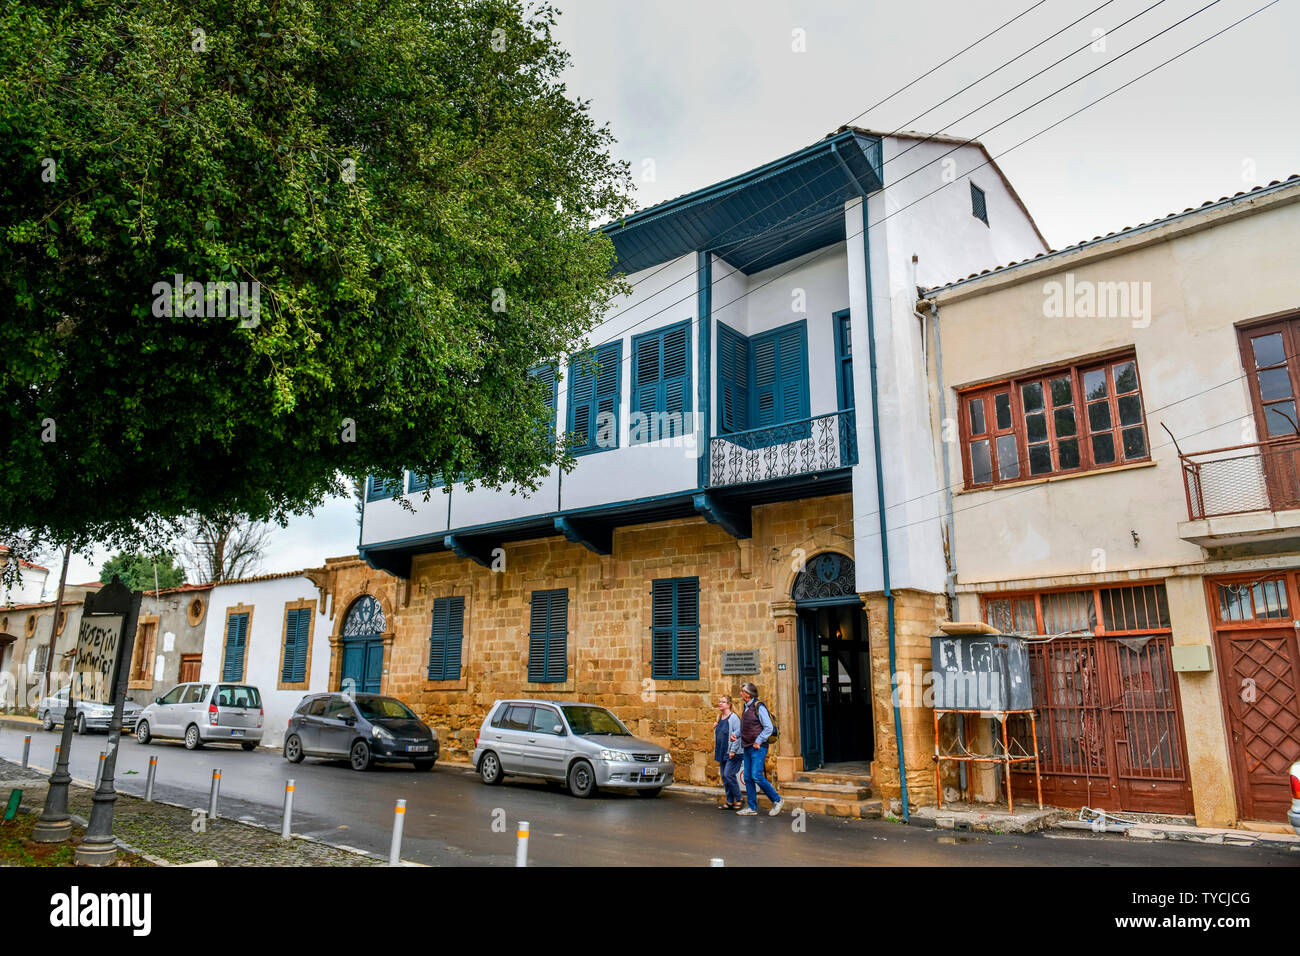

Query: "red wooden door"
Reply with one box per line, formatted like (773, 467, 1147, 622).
(1215, 623, 1300, 820)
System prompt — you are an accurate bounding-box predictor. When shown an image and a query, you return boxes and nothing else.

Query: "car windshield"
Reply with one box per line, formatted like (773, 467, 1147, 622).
(355, 696, 416, 721)
(561, 705, 631, 736)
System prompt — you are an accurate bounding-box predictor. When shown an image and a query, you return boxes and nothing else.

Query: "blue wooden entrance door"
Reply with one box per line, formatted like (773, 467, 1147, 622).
(796, 613, 824, 771)
(340, 596, 386, 695)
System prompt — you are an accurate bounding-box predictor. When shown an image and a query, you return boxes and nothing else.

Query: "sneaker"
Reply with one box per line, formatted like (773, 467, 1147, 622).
(768, 799, 785, 817)
(736, 807, 758, 816)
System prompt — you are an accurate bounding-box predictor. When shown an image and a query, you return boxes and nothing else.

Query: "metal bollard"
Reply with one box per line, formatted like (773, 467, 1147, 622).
(389, 799, 406, 865)
(208, 768, 222, 820)
(710, 857, 725, 867)
(145, 756, 157, 802)
(94, 751, 106, 788)
(21, 735, 30, 770)
(281, 780, 295, 840)
(516, 820, 530, 867)
(52, 745, 59, 773)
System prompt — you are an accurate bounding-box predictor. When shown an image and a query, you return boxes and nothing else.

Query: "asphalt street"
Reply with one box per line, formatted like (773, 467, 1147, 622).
(2, 725, 1296, 867)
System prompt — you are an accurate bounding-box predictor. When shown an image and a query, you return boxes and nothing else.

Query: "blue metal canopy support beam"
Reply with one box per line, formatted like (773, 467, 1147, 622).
(444, 534, 495, 568)
(693, 493, 752, 540)
(554, 516, 613, 555)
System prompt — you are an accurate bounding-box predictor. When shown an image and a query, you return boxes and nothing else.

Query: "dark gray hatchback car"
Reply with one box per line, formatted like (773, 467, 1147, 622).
(283, 693, 438, 771)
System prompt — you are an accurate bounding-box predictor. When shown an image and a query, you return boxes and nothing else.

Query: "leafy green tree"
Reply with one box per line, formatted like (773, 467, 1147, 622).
(0, 0, 631, 553)
(99, 552, 187, 592)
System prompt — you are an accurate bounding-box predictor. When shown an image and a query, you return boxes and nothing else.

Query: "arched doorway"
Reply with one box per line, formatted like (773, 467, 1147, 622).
(793, 553, 873, 771)
(340, 596, 385, 695)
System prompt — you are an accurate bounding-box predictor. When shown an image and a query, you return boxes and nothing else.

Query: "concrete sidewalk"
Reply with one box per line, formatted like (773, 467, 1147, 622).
(1, 757, 387, 866)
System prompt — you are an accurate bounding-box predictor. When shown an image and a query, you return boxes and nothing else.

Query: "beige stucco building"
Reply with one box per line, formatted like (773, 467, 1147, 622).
(925, 175, 1300, 827)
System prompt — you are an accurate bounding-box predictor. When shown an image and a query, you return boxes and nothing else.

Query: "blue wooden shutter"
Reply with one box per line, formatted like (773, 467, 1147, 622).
(529, 364, 558, 440)
(281, 608, 309, 683)
(366, 475, 401, 501)
(428, 596, 465, 680)
(632, 322, 691, 443)
(528, 589, 567, 683)
(222, 613, 247, 681)
(750, 323, 809, 429)
(717, 323, 750, 434)
(567, 341, 621, 455)
(652, 578, 699, 680)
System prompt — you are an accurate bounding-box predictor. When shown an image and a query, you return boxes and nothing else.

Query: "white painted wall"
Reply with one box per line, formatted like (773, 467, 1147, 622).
(931, 184, 1300, 585)
(1, 559, 48, 606)
(200, 576, 331, 748)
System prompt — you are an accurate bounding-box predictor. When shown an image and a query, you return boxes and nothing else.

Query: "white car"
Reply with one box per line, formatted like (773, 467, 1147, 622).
(1289, 759, 1300, 837)
(136, 681, 264, 751)
(37, 686, 143, 734)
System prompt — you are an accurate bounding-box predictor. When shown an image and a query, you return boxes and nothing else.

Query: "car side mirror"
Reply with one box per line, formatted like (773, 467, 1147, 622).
(553, 725, 565, 735)
(155, 697, 162, 705)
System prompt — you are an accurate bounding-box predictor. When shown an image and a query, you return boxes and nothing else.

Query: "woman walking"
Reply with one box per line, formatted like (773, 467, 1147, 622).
(714, 695, 743, 809)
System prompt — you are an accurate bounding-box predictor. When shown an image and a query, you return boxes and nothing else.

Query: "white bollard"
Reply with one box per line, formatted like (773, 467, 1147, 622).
(709, 857, 725, 867)
(145, 756, 157, 802)
(281, 780, 295, 840)
(208, 768, 222, 820)
(94, 751, 106, 787)
(21, 735, 31, 770)
(389, 799, 406, 865)
(516, 820, 530, 867)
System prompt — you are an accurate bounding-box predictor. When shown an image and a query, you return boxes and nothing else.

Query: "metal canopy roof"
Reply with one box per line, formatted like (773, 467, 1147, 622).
(601, 130, 883, 276)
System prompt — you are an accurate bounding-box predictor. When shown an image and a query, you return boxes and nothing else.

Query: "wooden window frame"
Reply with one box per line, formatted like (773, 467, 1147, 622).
(526, 588, 569, 684)
(221, 605, 254, 683)
(958, 351, 1151, 489)
(1235, 314, 1300, 441)
(277, 599, 316, 691)
(567, 341, 623, 456)
(970, 181, 989, 225)
(128, 615, 159, 690)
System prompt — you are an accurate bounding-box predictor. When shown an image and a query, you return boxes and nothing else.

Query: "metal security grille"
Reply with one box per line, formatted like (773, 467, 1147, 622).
(988, 583, 1193, 813)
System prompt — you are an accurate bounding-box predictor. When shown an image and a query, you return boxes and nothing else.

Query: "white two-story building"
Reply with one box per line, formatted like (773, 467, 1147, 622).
(342, 128, 1047, 807)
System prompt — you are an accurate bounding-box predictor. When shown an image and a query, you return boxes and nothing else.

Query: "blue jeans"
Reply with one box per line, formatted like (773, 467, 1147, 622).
(743, 744, 780, 810)
(720, 755, 743, 804)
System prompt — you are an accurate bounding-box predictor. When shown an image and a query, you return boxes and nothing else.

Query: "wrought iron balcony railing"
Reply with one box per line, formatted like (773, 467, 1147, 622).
(708, 409, 858, 488)
(1180, 438, 1300, 520)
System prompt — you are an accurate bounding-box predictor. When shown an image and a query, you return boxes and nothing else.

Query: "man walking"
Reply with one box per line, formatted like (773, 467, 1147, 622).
(736, 681, 783, 816)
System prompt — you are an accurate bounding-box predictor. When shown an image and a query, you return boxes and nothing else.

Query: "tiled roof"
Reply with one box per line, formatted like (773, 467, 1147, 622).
(927, 174, 1300, 294)
(209, 569, 313, 587)
(0, 545, 49, 573)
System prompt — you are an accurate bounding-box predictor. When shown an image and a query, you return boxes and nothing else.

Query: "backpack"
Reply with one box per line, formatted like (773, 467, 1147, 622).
(754, 700, 779, 741)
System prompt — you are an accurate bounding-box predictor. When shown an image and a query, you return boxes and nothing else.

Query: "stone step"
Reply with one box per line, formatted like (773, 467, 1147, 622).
(783, 779, 874, 800)
(794, 770, 873, 787)
(786, 795, 883, 820)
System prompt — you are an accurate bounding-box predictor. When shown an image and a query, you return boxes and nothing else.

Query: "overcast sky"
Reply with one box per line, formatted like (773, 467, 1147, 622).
(55, 0, 1300, 591)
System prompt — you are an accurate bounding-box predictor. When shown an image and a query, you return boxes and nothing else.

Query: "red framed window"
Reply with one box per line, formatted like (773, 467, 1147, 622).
(959, 352, 1150, 488)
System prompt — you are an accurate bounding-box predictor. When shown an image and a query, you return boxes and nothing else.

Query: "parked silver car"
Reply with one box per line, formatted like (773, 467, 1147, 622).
(37, 686, 142, 734)
(135, 681, 264, 751)
(473, 699, 674, 798)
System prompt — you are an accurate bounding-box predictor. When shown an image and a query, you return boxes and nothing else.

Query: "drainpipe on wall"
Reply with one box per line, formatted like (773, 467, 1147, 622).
(857, 195, 910, 824)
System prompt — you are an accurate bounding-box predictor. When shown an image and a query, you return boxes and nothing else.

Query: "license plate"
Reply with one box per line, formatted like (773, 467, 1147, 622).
(230, 729, 244, 737)
(642, 767, 658, 776)
(406, 745, 428, 753)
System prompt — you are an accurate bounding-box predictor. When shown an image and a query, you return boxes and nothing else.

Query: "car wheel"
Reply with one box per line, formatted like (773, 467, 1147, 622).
(637, 787, 664, 798)
(136, 720, 152, 745)
(184, 724, 203, 750)
(413, 757, 435, 771)
(284, 734, 305, 763)
(567, 759, 597, 799)
(41, 711, 54, 732)
(478, 750, 504, 785)
(349, 740, 372, 771)
(240, 741, 257, 752)
(75, 713, 87, 735)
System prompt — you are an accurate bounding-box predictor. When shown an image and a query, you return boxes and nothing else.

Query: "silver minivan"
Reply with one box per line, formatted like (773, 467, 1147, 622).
(135, 682, 265, 750)
(472, 699, 674, 798)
